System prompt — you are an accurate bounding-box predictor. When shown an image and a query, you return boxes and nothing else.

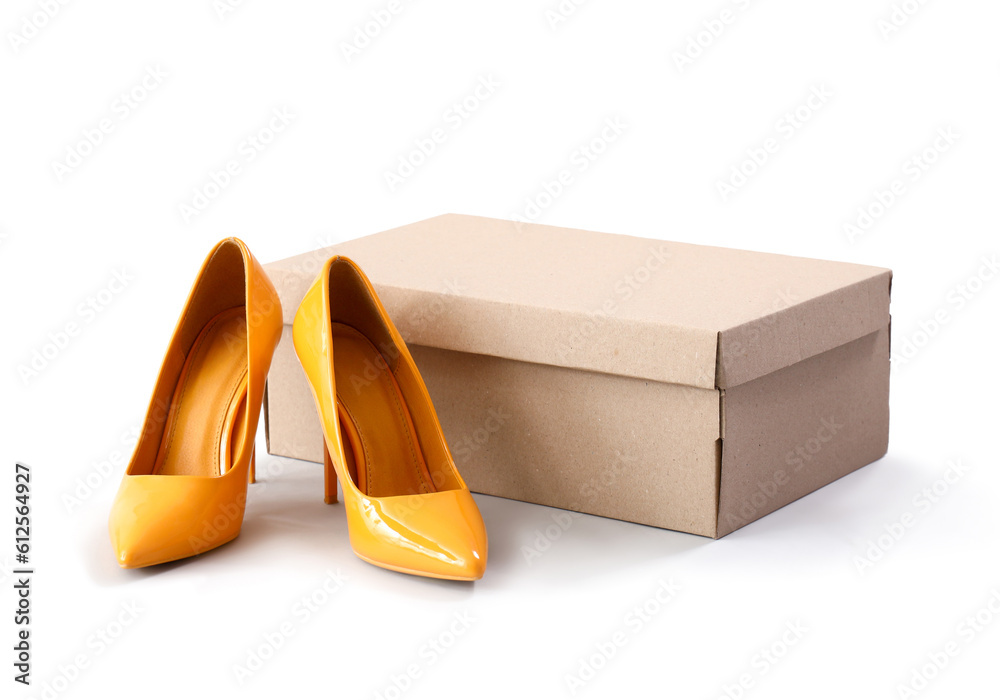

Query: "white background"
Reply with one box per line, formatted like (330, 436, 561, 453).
(2, 1, 998, 698)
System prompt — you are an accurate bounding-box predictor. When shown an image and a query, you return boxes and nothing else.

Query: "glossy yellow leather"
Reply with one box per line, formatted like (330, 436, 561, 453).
(293, 256, 487, 580)
(108, 238, 282, 568)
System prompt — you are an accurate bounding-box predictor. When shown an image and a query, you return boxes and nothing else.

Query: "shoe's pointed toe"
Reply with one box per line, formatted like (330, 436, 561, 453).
(347, 489, 488, 581)
(109, 474, 247, 568)
(110, 520, 165, 570)
(110, 524, 153, 569)
(110, 531, 131, 568)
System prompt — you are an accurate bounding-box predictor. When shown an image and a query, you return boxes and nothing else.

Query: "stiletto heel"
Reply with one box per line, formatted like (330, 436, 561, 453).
(323, 441, 339, 504)
(248, 449, 256, 485)
(108, 238, 282, 568)
(293, 255, 487, 580)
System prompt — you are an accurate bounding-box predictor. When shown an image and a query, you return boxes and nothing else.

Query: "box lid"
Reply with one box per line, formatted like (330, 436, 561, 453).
(267, 214, 891, 390)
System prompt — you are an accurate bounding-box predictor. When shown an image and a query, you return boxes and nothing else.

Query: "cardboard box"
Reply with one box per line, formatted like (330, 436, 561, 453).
(263, 214, 891, 538)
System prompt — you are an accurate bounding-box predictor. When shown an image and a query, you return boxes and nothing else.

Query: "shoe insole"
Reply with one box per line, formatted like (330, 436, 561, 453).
(152, 307, 249, 478)
(331, 322, 435, 497)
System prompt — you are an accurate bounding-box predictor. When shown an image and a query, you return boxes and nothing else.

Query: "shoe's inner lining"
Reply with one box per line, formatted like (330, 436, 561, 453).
(331, 322, 435, 497)
(152, 307, 249, 477)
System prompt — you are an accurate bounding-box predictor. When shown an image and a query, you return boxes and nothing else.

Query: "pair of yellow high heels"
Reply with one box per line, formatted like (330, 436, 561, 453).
(108, 239, 487, 580)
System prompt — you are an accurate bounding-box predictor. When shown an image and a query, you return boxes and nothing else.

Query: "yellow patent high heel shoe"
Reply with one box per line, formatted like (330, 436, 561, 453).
(108, 238, 282, 568)
(293, 256, 487, 580)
